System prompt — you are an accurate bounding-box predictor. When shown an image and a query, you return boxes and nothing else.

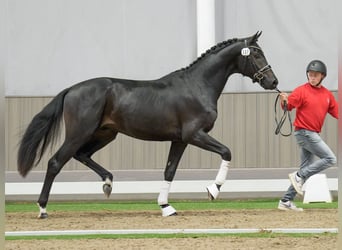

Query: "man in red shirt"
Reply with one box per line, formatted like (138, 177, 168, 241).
(277, 60, 338, 211)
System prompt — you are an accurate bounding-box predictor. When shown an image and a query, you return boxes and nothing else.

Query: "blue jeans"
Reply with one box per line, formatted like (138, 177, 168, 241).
(282, 129, 336, 201)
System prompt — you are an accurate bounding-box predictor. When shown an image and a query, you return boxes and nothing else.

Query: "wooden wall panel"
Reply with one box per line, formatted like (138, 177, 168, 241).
(6, 92, 338, 172)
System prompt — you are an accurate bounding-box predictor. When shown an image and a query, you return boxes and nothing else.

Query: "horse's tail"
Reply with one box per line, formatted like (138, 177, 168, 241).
(17, 87, 71, 177)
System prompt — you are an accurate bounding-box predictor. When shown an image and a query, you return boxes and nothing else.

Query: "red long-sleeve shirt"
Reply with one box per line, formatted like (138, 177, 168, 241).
(286, 83, 338, 133)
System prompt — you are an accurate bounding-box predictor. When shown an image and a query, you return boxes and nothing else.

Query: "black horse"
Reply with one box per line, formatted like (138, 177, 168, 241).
(18, 32, 278, 218)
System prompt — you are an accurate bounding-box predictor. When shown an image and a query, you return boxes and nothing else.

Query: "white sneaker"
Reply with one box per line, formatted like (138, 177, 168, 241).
(278, 200, 303, 212)
(289, 171, 304, 196)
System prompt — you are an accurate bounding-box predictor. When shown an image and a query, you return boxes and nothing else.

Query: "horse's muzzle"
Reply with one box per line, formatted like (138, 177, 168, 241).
(271, 79, 279, 89)
(259, 78, 278, 90)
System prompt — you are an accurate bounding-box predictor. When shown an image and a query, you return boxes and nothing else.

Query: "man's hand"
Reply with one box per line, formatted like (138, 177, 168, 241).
(279, 92, 288, 106)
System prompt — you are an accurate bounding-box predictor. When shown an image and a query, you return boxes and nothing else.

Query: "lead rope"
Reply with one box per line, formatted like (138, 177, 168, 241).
(274, 88, 293, 137)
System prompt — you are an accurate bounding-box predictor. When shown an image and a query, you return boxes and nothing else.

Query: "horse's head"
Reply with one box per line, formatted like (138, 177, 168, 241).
(237, 32, 278, 90)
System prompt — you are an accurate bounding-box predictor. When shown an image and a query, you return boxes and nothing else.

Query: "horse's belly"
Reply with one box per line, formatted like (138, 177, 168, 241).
(120, 125, 181, 141)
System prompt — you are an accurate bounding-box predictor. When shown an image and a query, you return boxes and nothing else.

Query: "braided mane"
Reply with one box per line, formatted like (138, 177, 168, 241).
(182, 38, 239, 71)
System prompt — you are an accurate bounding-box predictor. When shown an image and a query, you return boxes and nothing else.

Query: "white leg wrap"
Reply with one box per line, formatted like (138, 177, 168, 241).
(215, 160, 230, 185)
(158, 181, 177, 216)
(161, 205, 177, 217)
(206, 183, 220, 200)
(206, 160, 230, 200)
(158, 181, 171, 205)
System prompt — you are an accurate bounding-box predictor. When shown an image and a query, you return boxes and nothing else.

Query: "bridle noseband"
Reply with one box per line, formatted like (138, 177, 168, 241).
(253, 64, 272, 83)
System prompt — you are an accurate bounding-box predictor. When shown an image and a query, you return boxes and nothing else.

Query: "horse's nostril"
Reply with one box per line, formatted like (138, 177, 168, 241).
(273, 79, 278, 87)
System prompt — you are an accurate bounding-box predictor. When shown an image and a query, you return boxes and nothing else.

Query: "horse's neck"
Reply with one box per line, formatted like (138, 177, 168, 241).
(188, 50, 239, 101)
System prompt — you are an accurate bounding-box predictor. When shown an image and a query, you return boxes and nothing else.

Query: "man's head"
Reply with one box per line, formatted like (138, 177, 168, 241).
(306, 60, 326, 87)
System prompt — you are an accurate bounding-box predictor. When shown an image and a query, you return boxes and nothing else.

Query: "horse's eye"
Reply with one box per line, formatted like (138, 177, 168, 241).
(253, 52, 262, 59)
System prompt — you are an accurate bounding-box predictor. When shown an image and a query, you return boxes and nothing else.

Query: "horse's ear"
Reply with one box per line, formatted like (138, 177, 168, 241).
(251, 31, 262, 43)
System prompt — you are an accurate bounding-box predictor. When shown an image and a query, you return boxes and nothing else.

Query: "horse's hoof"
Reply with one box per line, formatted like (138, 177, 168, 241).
(206, 183, 220, 200)
(38, 213, 48, 219)
(160, 204, 177, 217)
(103, 183, 112, 198)
(37, 203, 48, 219)
(207, 190, 215, 201)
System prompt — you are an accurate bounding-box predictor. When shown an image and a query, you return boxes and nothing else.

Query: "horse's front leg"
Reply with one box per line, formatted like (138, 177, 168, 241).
(206, 160, 229, 200)
(158, 142, 187, 216)
(189, 130, 231, 200)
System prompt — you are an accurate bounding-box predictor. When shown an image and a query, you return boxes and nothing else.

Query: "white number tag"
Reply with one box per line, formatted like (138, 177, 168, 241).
(241, 47, 250, 56)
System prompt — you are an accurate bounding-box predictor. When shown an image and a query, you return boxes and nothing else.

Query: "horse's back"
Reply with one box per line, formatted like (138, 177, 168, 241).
(61, 74, 210, 142)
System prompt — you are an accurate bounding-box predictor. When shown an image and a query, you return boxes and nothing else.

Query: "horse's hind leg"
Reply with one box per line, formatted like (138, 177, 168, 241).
(158, 141, 187, 216)
(37, 117, 107, 219)
(74, 156, 114, 198)
(37, 142, 80, 218)
(74, 127, 118, 197)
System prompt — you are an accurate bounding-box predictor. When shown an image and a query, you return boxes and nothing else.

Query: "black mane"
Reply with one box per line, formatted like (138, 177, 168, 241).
(182, 38, 239, 71)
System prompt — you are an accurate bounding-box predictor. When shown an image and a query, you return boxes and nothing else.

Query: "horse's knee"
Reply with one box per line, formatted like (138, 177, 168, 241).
(164, 168, 175, 182)
(222, 147, 231, 161)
